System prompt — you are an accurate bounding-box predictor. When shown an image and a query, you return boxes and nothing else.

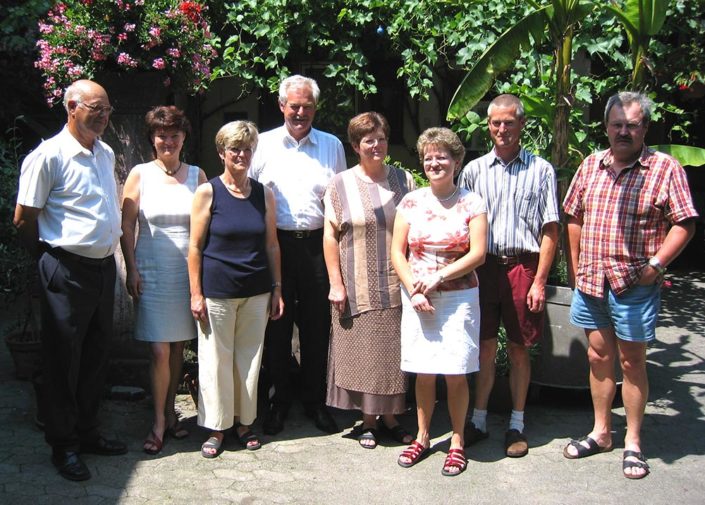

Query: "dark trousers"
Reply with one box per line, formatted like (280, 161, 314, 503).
(264, 231, 331, 409)
(37, 248, 116, 452)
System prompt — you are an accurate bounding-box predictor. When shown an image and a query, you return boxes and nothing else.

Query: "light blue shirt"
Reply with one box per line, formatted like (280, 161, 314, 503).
(458, 148, 559, 256)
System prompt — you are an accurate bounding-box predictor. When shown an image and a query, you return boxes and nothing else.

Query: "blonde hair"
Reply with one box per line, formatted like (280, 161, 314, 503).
(416, 127, 465, 165)
(215, 121, 258, 153)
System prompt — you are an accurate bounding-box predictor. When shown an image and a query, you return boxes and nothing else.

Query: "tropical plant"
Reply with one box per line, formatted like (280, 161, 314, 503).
(448, 0, 705, 169)
(34, 0, 219, 106)
(447, 0, 594, 177)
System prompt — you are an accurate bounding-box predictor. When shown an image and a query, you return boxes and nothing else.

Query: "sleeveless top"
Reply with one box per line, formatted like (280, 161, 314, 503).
(202, 176, 271, 298)
(134, 162, 199, 342)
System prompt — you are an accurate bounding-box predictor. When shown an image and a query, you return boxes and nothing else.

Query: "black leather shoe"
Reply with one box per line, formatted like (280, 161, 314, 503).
(305, 405, 339, 434)
(80, 436, 128, 456)
(51, 451, 91, 481)
(262, 407, 288, 435)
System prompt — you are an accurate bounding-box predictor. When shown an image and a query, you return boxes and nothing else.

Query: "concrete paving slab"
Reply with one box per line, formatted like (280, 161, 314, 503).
(0, 271, 703, 504)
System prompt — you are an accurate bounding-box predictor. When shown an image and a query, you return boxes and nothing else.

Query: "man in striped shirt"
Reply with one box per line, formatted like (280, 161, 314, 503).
(458, 94, 560, 458)
(562, 92, 697, 479)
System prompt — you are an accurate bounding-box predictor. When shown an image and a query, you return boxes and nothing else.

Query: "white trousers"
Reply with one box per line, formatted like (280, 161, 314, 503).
(197, 293, 270, 429)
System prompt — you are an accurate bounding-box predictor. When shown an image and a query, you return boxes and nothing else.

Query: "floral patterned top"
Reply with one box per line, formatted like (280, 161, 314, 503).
(396, 187, 486, 291)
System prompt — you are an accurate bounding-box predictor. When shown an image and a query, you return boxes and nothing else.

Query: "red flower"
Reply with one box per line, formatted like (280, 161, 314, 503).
(179, 1, 202, 22)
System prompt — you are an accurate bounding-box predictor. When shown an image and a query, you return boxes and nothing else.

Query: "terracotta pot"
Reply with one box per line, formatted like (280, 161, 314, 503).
(4, 331, 42, 380)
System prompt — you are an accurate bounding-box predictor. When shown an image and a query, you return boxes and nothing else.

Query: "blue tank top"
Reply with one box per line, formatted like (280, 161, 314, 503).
(202, 176, 271, 298)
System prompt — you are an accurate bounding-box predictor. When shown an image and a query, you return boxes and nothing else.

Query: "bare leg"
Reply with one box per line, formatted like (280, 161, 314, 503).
(399, 373, 435, 465)
(564, 328, 616, 456)
(507, 342, 530, 412)
(617, 339, 649, 478)
(165, 341, 186, 428)
(148, 342, 170, 445)
(474, 338, 497, 410)
(445, 374, 469, 449)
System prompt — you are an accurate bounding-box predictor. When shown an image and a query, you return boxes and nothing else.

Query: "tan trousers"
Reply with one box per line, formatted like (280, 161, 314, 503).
(197, 293, 270, 430)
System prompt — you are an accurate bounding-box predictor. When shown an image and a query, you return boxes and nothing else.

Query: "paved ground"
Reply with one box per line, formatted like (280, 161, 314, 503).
(1, 271, 704, 504)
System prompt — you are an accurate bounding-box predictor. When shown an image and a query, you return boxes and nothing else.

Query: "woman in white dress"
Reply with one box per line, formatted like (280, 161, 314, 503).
(390, 127, 487, 477)
(121, 106, 207, 455)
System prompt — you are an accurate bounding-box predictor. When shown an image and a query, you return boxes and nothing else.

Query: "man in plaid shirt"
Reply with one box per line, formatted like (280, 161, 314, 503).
(562, 91, 698, 479)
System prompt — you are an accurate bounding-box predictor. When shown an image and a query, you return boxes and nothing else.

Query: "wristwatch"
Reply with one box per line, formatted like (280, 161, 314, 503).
(648, 256, 666, 275)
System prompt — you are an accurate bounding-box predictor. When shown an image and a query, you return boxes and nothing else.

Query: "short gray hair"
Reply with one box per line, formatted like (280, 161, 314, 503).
(604, 91, 653, 125)
(63, 81, 86, 112)
(278, 75, 320, 105)
(487, 94, 525, 119)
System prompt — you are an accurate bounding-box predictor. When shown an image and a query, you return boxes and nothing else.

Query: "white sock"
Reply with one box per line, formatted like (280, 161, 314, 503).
(470, 409, 488, 433)
(509, 410, 524, 433)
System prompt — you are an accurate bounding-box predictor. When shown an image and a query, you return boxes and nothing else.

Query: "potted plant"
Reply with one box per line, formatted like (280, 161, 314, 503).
(33, 0, 218, 107)
(1, 131, 42, 380)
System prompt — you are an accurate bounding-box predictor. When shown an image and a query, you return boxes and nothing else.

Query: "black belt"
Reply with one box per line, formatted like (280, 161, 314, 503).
(42, 244, 114, 266)
(489, 253, 538, 266)
(277, 228, 323, 240)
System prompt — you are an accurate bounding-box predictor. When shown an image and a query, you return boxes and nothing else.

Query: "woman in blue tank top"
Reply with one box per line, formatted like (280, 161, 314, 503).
(188, 121, 284, 458)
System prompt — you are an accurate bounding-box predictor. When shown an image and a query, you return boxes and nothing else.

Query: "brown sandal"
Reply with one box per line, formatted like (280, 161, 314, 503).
(143, 430, 163, 455)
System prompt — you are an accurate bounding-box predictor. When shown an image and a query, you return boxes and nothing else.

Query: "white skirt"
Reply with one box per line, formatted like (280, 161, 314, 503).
(400, 286, 480, 375)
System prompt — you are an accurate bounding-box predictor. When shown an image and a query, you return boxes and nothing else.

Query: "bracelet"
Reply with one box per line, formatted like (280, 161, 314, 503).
(272, 281, 282, 288)
(437, 273, 445, 284)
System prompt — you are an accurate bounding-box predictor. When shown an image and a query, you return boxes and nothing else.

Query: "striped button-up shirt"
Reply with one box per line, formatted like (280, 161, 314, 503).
(563, 146, 698, 298)
(458, 148, 559, 256)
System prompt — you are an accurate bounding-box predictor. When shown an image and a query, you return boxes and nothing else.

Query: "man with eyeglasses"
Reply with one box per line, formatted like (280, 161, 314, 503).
(458, 94, 560, 458)
(250, 75, 346, 435)
(562, 92, 697, 479)
(14, 79, 125, 481)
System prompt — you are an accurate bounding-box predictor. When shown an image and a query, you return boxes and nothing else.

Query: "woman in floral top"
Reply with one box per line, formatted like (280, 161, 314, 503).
(390, 127, 487, 477)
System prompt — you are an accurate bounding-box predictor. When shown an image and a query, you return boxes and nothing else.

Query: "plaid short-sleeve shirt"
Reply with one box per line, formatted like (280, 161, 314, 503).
(563, 145, 698, 298)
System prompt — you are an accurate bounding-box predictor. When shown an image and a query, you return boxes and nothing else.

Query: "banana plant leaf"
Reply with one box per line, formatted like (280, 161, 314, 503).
(650, 144, 705, 167)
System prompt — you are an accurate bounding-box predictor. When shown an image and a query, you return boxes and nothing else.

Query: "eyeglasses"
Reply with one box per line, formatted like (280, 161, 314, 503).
(227, 147, 253, 155)
(608, 121, 643, 132)
(78, 103, 115, 116)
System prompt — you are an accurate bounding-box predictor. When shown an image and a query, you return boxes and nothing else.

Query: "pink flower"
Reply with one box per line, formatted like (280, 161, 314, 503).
(118, 33, 128, 42)
(149, 26, 161, 39)
(152, 58, 166, 70)
(124, 23, 136, 32)
(38, 23, 53, 34)
(117, 52, 138, 68)
(167, 48, 181, 58)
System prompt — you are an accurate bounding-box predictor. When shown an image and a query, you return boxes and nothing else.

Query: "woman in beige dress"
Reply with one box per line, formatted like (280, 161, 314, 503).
(323, 112, 415, 449)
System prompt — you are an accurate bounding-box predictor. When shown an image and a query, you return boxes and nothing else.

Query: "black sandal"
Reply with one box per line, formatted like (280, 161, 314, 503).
(235, 424, 261, 451)
(358, 427, 379, 449)
(623, 450, 650, 479)
(378, 421, 413, 445)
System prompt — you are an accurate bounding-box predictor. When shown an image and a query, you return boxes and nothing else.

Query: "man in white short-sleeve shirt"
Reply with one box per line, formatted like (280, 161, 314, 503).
(14, 79, 126, 482)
